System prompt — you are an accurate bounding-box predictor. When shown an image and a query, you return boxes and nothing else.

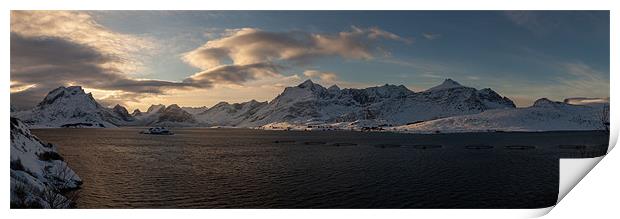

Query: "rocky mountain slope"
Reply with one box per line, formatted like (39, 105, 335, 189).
(196, 100, 268, 126)
(201, 79, 516, 127)
(132, 104, 197, 126)
(394, 98, 608, 133)
(11, 79, 607, 132)
(10, 117, 82, 208)
(11, 86, 131, 128)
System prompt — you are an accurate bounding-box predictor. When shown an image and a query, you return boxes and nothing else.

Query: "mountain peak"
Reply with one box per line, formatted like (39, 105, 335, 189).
(533, 98, 563, 108)
(328, 84, 341, 91)
(38, 85, 96, 107)
(165, 104, 181, 110)
(147, 104, 166, 113)
(111, 104, 133, 121)
(298, 79, 316, 88)
(427, 78, 465, 92)
(66, 86, 84, 91)
(132, 109, 142, 117)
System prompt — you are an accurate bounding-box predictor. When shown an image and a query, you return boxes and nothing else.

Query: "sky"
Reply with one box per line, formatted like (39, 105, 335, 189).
(10, 11, 610, 110)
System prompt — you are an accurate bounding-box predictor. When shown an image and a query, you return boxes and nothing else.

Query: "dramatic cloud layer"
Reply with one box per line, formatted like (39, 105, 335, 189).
(183, 63, 283, 87)
(10, 11, 196, 109)
(10, 33, 198, 109)
(11, 11, 154, 73)
(175, 26, 410, 99)
(182, 27, 411, 70)
(10, 11, 410, 109)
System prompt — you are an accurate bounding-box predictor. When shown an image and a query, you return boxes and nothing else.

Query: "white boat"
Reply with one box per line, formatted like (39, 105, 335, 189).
(140, 127, 174, 135)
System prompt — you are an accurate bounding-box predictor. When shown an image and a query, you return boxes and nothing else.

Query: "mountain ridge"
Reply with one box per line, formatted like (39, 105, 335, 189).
(10, 79, 607, 132)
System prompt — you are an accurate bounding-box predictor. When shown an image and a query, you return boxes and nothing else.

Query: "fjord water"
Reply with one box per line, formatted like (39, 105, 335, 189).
(32, 128, 608, 208)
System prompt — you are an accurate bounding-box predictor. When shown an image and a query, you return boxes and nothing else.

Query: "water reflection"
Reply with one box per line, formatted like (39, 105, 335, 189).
(32, 128, 608, 208)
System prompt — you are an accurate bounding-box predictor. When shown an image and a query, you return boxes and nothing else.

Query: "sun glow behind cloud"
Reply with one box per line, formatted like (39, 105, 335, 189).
(9, 11, 609, 110)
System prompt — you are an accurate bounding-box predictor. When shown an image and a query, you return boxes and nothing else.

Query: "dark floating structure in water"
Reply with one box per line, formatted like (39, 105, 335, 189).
(505, 145, 536, 150)
(406, 144, 443, 149)
(374, 144, 401, 148)
(304, 141, 327, 145)
(140, 127, 174, 135)
(465, 145, 494, 150)
(273, 140, 295, 143)
(332, 142, 358, 146)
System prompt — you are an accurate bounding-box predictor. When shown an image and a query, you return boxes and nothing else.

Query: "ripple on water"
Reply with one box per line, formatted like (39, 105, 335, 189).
(30, 128, 608, 208)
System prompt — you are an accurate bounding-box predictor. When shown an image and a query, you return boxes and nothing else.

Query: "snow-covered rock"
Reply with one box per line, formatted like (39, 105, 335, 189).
(196, 100, 268, 126)
(131, 109, 142, 117)
(156, 104, 196, 124)
(14, 80, 603, 133)
(10, 117, 82, 208)
(213, 79, 516, 127)
(132, 104, 198, 126)
(12, 86, 120, 128)
(111, 104, 135, 123)
(426, 78, 465, 91)
(394, 98, 608, 133)
(146, 104, 165, 114)
(181, 106, 208, 115)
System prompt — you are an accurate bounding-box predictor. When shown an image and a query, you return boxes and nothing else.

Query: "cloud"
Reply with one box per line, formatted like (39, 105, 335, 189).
(182, 26, 411, 70)
(303, 70, 339, 84)
(10, 33, 197, 109)
(183, 63, 283, 87)
(9, 11, 209, 109)
(11, 11, 155, 73)
(556, 62, 609, 95)
(422, 32, 441, 40)
(10, 11, 410, 109)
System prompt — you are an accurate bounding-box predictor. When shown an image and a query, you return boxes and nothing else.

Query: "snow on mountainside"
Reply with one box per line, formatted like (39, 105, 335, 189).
(155, 104, 197, 125)
(426, 78, 464, 91)
(10, 117, 81, 208)
(394, 98, 608, 133)
(12, 86, 123, 128)
(225, 79, 516, 127)
(146, 104, 165, 114)
(132, 104, 198, 126)
(112, 104, 135, 122)
(11, 79, 606, 132)
(181, 106, 208, 115)
(131, 109, 143, 117)
(196, 100, 268, 126)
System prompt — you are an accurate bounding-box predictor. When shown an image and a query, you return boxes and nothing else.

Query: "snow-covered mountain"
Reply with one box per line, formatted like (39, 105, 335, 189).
(111, 104, 135, 123)
(131, 109, 143, 117)
(146, 104, 165, 114)
(206, 79, 516, 127)
(394, 98, 608, 133)
(132, 104, 197, 126)
(12, 79, 606, 132)
(10, 117, 81, 208)
(11, 86, 127, 128)
(181, 106, 208, 115)
(196, 100, 268, 126)
(155, 104, 197, 125)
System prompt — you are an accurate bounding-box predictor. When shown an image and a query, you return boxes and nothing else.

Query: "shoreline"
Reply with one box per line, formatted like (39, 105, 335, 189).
(29, 125, 607, 135)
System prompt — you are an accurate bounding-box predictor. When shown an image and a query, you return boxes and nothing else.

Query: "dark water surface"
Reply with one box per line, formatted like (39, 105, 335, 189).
(32, 128, 608, 209)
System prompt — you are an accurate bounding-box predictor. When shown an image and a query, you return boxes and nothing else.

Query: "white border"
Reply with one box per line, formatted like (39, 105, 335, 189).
(3, 0, 617, 218)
